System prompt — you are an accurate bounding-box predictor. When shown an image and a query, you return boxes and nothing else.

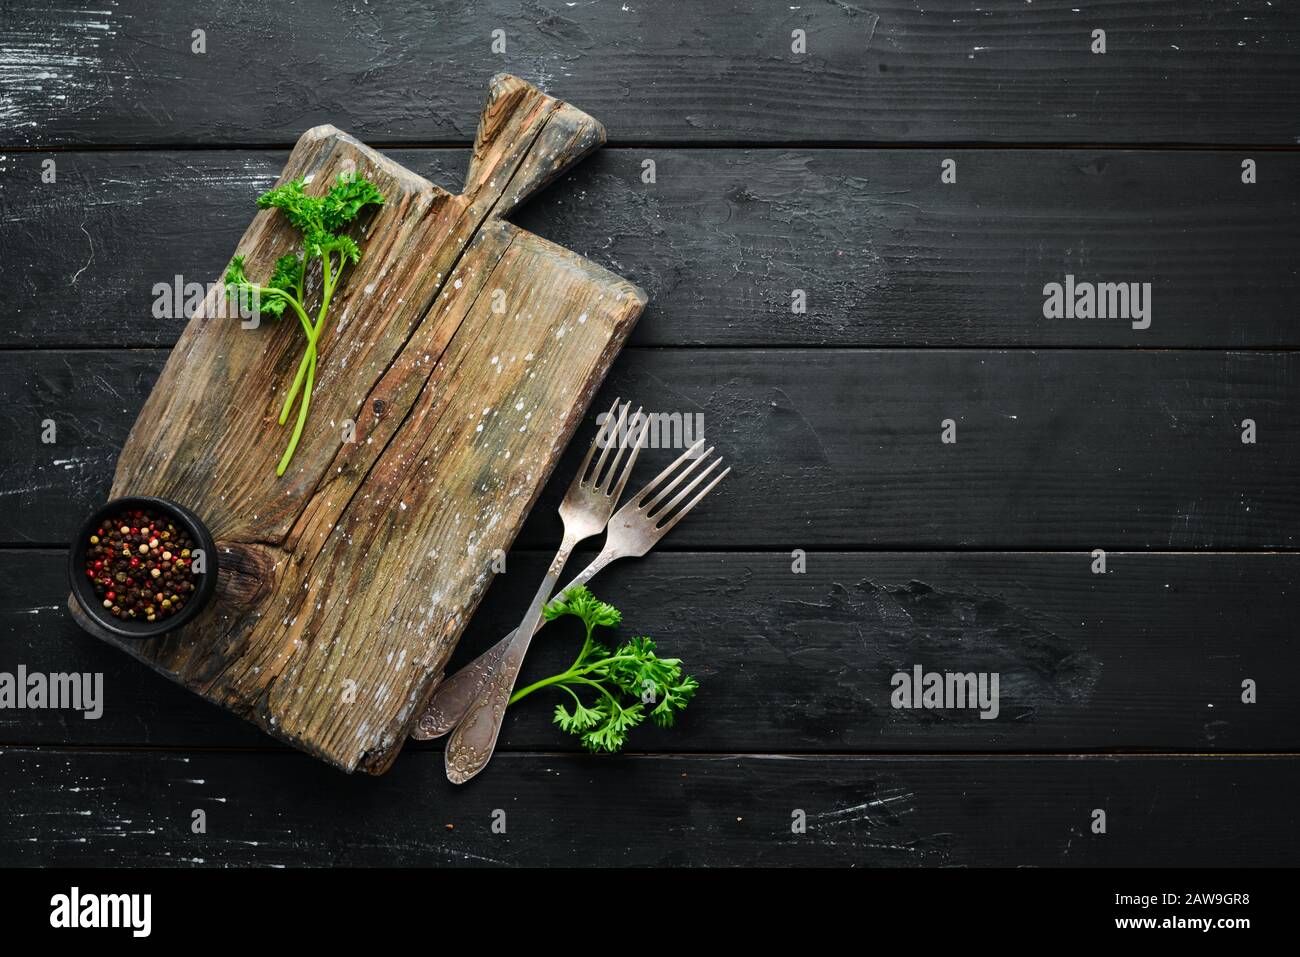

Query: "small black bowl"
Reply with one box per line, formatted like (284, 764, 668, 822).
(68, 496, 218, 639)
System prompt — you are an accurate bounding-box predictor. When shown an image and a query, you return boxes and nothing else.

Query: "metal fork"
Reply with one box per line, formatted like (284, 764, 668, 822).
(417, 435, 729, 744)
(444, 398, 648, 783)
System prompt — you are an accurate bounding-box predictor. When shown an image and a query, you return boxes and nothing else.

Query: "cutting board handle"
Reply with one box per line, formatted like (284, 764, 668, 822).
(463, 73, 606, 216)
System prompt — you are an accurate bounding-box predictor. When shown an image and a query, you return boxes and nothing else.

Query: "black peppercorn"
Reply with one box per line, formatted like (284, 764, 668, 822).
(84, 508, 200, 622)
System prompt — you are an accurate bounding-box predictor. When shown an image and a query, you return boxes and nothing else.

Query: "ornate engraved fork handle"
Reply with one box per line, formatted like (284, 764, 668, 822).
(415, 640, 510, 739)
(414, 550, 616, 740)
(445, 541, 578, 784)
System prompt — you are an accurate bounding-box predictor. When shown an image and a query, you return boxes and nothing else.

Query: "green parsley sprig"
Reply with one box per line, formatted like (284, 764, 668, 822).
(224, 171, 384, 476)
(508, 585, 699, 753)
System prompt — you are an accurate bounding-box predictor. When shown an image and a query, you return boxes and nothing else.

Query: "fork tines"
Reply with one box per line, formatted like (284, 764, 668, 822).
(631, 438, 730, 532)
(572, 398, 652, 499)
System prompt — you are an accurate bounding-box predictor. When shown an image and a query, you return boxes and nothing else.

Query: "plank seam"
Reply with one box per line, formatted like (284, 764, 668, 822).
(9, 544, 1300, 554)
(7, 142, 1300, 153)
(0, 745, 1297, 759)
(7, 345, 1300, 355)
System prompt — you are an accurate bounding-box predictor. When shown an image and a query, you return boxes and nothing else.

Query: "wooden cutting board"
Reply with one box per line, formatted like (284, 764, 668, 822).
(67, 75, 646, 774)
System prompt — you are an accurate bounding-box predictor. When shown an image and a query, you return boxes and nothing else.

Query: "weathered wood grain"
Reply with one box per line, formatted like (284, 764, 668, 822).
(2, 1, 1297, 147)
(7, 348, 1297, 548)
(2, 748, 1296, 866)
(6, 549, 1298, 752)
(4, 148, 1298, 349)
(62, 76, 646, 773)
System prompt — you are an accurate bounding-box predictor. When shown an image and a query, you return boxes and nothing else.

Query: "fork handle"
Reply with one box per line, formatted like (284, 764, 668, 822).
(445, 541, 578, 783)
(412, 551, 616, 740)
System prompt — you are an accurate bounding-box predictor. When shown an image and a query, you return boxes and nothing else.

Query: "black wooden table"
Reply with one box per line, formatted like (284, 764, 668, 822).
(1, 1, 1298, 867)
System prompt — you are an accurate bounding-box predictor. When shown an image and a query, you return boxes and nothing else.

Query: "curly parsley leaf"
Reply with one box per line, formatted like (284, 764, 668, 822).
(322, 172, 385, 231)
(256, 172, 385, 237)
(606, 635, 680, 697)
(543, 585, 621, 629)
(224, 254, 281, 317)
(511, 586, 697, 753)
(223, 171, 384, 475)
(650, 674, 699, 728)
(224, 254, 250, 288)
(269, 252, 304, 291)
(581, 699, 644, 753)
(553, 699, 605, 733)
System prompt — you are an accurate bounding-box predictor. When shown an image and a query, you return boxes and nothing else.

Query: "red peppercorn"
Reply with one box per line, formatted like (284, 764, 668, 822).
(86, 506, 199, 622)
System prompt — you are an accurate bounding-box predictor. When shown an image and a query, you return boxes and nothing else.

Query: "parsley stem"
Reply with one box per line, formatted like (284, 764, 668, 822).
(571, 675, 623, 708)
(255, 285, 314, 427)
(319, 252, 336, 322)
(279, 337, 316, 425)
(521, 585, 696, 752)
(513, 622, 606, 704)
(255, 287, 312, 339)
(509, 670, 575, 705)
(276, 253, 339, 471)
(278, 253, 337, 430)
(279, 349, 311, 426)
(226, 171, 383, 477)
(508, 658, 641, 706)
(566, 623, 596, 673)
(277, 347, 316, 476)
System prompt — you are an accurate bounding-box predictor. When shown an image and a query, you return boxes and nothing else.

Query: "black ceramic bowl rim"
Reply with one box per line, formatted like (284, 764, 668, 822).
(68, 496, 218, 640)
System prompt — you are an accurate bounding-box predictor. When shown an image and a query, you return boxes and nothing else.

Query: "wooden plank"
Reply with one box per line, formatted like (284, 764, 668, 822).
(5, 348, 1297, 548)
(3, 147, 1298, 349)
(1, 748, 1295, 866)
(66, 76, 646, 774)
(6, 549, 1298, 752)
(3, 1, 1297, 146)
